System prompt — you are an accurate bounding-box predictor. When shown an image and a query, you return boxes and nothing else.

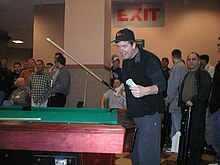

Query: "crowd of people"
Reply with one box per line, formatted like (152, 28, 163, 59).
(104, 29, 219, 165)
(0, 53, 71, 108)
(1, 28, 219, 165)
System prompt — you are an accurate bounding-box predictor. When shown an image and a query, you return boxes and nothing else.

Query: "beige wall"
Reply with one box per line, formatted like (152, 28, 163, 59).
(64, 0, 112, 108)
(111, 0, 220, 68)
(64, 0, 111, 65)
(66, 68, 110, 108)
(33, 4, 64, 64)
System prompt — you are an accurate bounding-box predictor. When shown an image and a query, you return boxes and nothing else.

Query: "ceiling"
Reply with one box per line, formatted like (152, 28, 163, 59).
(0, 0, 166, 49)
(0, 0, 64, 49)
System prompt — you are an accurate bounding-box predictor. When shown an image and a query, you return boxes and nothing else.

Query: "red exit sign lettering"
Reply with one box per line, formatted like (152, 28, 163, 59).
(118, 8, 160, 22)
(113, 3, 164, 27)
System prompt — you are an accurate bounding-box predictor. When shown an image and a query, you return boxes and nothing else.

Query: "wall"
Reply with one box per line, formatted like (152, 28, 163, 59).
(111, 0, 220, 67)
(64, 0, 111, 65)
(64, 0, 112, 108)
(33, 4, 64, 64)
(65, 68, 110, 108)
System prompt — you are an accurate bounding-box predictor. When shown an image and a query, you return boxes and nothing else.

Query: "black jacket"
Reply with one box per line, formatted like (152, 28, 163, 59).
(179, 68, 211, 110)
(210, 61, 220, 114)
(123, 48, 166, 117)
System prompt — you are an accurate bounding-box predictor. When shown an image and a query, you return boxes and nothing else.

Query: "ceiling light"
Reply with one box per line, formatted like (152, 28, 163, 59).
(12, 40, 24, 44)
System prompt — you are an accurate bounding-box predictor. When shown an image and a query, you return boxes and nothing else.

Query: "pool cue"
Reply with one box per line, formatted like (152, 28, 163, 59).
(83, 72, 89, 107)
(177, 106, 192, 165)
(46, 38, 126, 101)
(0, 118, 41, 121)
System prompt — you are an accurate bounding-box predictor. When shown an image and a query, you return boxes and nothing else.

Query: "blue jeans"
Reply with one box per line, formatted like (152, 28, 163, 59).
(211, 109, 220, 164)
(131, 113, 161, 165)
(170, 110, 182, 138)
(205, 106, 212, 145)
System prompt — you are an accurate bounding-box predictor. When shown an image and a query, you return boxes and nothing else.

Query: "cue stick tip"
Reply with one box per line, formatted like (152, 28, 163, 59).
(46, 37, 51, 41)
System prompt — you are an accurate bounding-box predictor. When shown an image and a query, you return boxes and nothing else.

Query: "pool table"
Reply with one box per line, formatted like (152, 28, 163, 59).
(0, 107, 136, 165)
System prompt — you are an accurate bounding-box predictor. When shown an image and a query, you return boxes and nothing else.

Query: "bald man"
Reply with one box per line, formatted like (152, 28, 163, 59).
(3, 78, 31, 106)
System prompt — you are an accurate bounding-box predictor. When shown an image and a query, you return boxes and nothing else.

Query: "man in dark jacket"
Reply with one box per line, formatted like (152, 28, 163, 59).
(0, 56, 14, 105)
(209, 37, 220, 165)
(112, 28, 166, 165)
(179, 52, 211, 165)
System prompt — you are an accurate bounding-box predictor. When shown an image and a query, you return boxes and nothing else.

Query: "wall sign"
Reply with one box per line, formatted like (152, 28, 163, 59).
(113, 3, 165, 27)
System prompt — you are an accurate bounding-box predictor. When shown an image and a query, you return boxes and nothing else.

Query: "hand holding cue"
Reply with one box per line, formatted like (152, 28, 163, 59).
(46, 38, 125, 100)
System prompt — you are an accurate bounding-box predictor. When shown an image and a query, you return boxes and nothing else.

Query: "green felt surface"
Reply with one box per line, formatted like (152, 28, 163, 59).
(0, 107, 118, 124)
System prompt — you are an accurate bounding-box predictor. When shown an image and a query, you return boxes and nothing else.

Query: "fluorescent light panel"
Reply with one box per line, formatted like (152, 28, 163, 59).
(12, 40, 24, 44)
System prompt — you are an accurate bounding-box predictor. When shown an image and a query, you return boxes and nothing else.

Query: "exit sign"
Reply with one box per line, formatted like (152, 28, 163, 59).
(113, 3, 165, 27)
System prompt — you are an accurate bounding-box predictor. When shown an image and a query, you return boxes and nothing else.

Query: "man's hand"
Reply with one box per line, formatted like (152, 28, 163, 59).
(186, 100, 193, 107)
(130, 85, 158, 98)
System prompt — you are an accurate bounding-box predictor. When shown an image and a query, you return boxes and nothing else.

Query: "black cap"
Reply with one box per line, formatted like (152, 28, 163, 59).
(111, 28, 135, 44)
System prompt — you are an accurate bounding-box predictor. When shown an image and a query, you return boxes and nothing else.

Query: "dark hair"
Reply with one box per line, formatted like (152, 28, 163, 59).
(13, 62, 21, 67)
(1, 56, 8, 61)
(162, 57, 169, 62)
(46, 63, 53, 67)
(171, 49, 182, 59)
(188, 52, 200, 59)
(57, 55, 66, 65)
(200, 54, 209, 63)
(128, 40, 135, 45)
(113, 78, 122, 83)
(36, 59, 44, 65)
(55, 52, 63, 58)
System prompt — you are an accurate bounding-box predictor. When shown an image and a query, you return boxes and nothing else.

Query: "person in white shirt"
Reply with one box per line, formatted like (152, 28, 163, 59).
(100, 79, 126, 109)
(200, 54, 215, 78)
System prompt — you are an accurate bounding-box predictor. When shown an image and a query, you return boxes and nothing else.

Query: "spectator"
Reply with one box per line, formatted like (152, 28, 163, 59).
(110, 54, 123, 87)
(12, 62, 22, 80)
(101, 79, 126, 109)
(165, 49, 187, 153)
(45, 62, 53, 73)
(200, 54, 215, 78)
(48, 53, 62, 81)
(20, 58, 36, 84)
(161, 57, 170, 98)
(209, 37, 220, 165)
(3, 78, 30, 106)
(0, 56, 14, 104)
(179, 52, 211, 165)
(27, 60, 52, 107)
(48, 54, 71, 107)
(21, 60, 28, 71)
(161, 57, 170, 82)
(200, 54, 215, 152)
(160, 57, 171, 151)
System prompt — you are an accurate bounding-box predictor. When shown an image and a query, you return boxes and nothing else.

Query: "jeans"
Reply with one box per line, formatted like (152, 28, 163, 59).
(170, 110, 182, 138)
(131, 113, 161, 165)
(211, 109, 220, 165)
(205, 106, 212, 145)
